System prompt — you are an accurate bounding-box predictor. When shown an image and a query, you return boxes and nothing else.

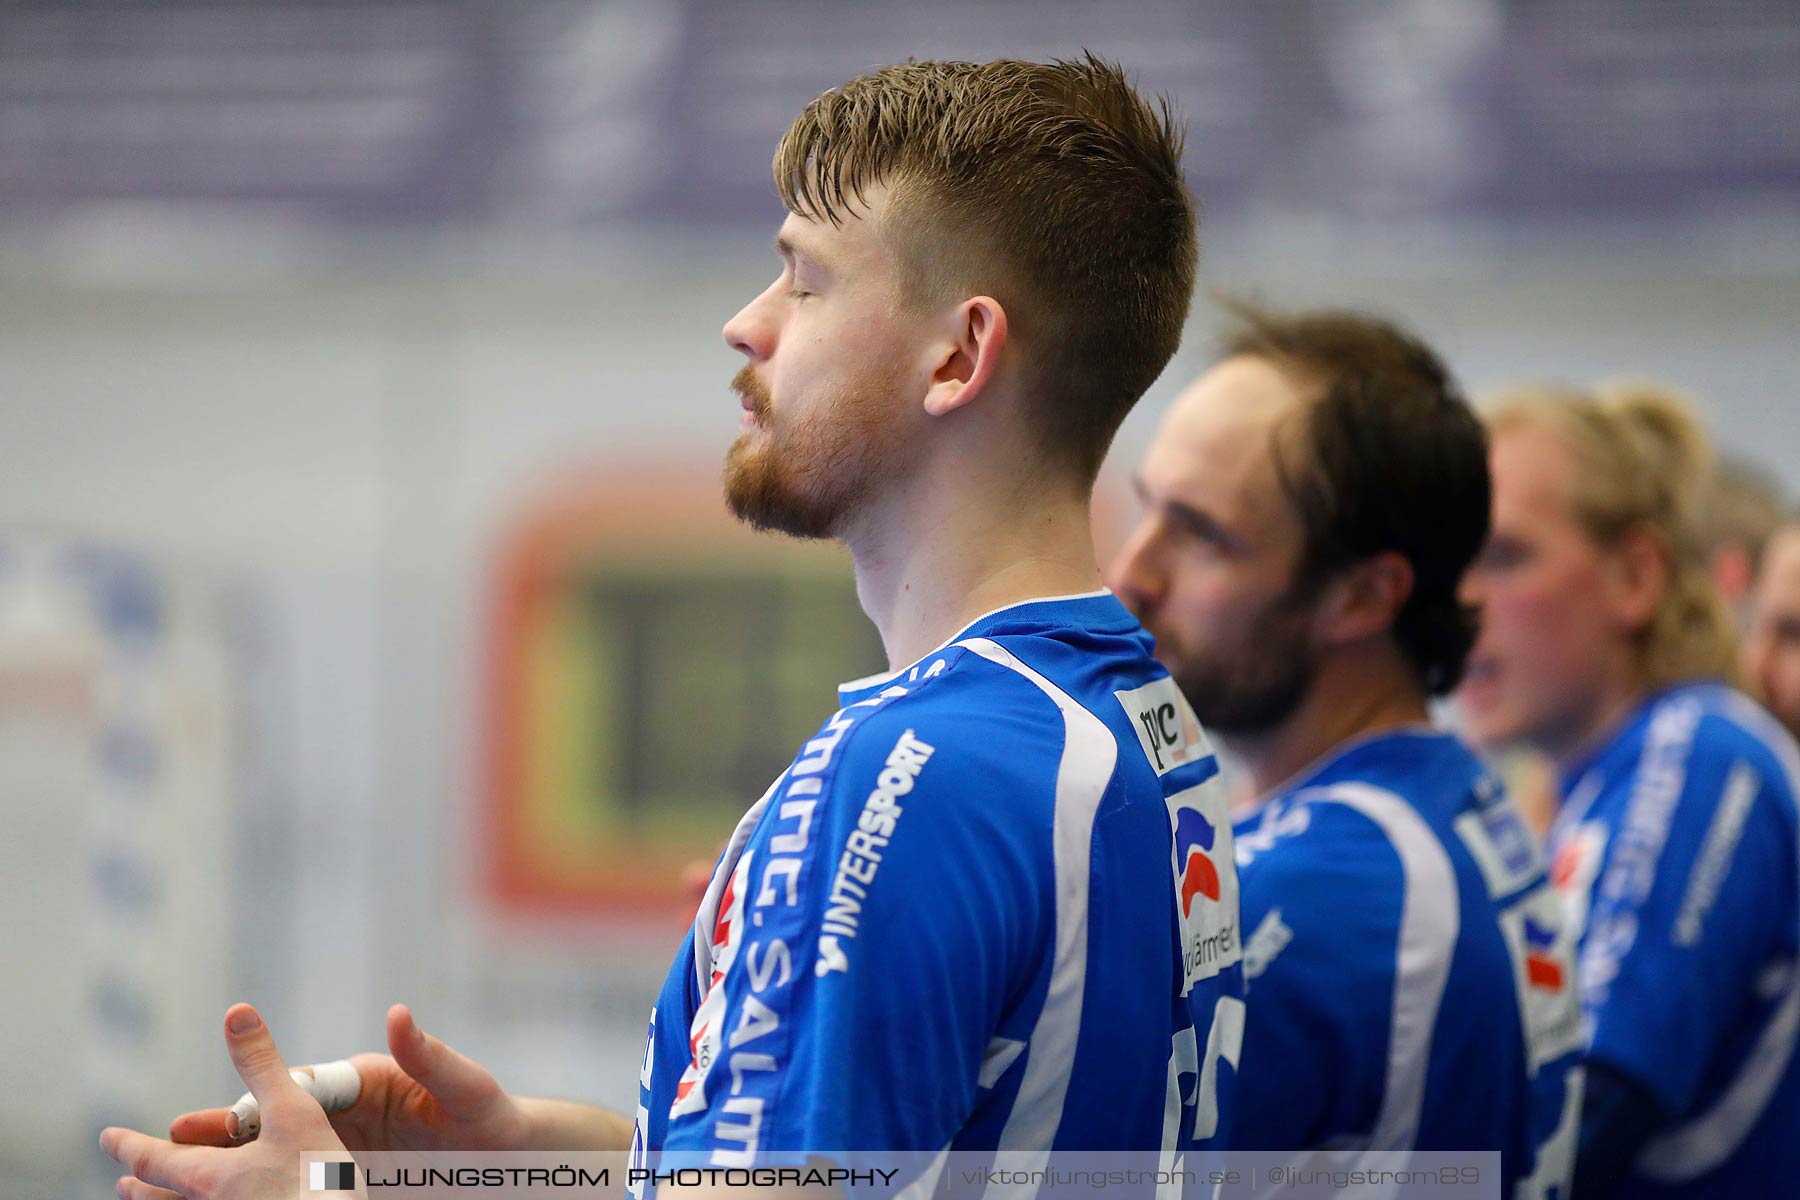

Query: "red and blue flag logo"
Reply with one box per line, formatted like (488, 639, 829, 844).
(1175, 807, 1222, 916)
(1522, 915, 1564, 990)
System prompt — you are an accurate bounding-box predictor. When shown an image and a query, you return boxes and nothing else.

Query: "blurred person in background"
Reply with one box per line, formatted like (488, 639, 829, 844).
(1457, 383, 1800, 1198)
(1108, 302, 1579, 1197)
(1744, 518, 1800, 741)
(1701, 455, 1786, 623)
(1477, 393, 1785, 845)
(105, 55, 1246, 1200)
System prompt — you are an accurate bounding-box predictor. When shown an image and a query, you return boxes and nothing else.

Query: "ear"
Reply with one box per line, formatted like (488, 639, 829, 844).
(1314, 551, 1416, 647)
(923, 296, 1007, 418)
(1604, 523, 1670, 633)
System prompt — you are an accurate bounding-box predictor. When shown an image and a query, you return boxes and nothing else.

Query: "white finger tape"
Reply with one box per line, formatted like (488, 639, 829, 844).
(226, 1060, 361, 1141)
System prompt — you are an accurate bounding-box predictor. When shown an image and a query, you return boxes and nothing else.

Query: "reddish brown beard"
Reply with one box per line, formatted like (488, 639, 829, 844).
(722, 363, 899, 540)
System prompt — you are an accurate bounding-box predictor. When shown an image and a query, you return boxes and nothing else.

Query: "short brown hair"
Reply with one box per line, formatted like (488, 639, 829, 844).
(1220, 301, 1491, 695)
(774, 54, 1197, 483)
(1486, 381, 1741, 691)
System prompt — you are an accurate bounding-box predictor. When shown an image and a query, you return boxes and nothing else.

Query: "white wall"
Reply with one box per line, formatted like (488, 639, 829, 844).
(1, 225, 1796, 1192)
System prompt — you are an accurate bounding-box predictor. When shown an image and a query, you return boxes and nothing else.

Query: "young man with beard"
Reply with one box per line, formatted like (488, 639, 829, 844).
(1108, 305, 1581, 1196)
(105, 57, 1245, 1200)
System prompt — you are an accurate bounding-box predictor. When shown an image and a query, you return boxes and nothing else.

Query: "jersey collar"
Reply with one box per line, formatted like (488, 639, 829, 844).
(1553, 679, 1725, 799)
(835, 588, 1135, 705)
(1252, 723, 1451, 806)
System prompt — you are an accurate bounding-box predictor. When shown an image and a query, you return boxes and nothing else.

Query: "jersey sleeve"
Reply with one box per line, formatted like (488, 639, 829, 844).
(659, 698, 1052, 1164)
(1229, 804, 1405, 1151)
(1578, 725, 1796, 1117)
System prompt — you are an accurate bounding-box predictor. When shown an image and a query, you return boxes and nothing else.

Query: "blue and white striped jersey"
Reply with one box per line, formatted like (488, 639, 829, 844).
(1548, 683, 1800, 1197)
(1230, 730, 1582, 1198)
(630, 592, 1247, 1187)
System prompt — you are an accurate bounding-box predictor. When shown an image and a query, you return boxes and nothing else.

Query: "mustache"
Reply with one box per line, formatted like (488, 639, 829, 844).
(732, 365, 771, 421)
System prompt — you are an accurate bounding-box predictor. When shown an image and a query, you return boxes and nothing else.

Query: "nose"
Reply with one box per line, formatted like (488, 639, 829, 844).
(1106, 520, 1166, 620)
(723, 279, 781, 361)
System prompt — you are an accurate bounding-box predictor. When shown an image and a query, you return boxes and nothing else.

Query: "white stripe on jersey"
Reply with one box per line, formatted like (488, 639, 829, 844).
(979, 1038, 1028, 1089)
(1639, 980, 1800, 1182)
(1302, 782, 1462, 1155)
(955, 636, 1119, 1189)
(1638, 691, 1800, 1183)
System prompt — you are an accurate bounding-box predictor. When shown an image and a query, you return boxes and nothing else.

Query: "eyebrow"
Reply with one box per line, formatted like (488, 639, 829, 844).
(1132, 474, 1245, 552)
(774, 233, 835, 275)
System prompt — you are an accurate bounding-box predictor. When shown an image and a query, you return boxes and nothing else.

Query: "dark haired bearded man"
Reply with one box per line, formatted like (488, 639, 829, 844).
(1110, 304, 1581, 1198)
(106, 57, 1245, 1200)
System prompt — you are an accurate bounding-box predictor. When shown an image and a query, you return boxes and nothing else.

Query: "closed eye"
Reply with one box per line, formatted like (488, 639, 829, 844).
(1129, 476, 1240, 553)
(1165, 500, 1244, 555)
(1475, 536, 1530, 571)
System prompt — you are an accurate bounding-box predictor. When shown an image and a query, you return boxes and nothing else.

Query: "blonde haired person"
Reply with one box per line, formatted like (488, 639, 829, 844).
(1458, 382, 1800, 1199)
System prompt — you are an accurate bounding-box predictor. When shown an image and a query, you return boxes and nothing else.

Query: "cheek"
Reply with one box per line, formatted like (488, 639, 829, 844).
(1494, 554, 1594, 633)
(1163, 567, 1279, 650)
(767, 351, 829, 421)
(1477, 575, 1552, 648)
(1483, 564, 1606, 678)
(1773, 648, 1800, 696)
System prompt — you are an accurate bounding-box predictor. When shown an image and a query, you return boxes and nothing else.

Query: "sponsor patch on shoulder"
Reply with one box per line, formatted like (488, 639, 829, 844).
(1115, 677, 1211, 776)
(1455, 802, 1543, 900)
(1168, 774, 1242, 994)
(1499, 883, 1584, 1069)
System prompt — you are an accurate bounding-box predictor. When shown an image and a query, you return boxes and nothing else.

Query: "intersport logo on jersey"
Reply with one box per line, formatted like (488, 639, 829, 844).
(1167, 778, 1241, 995)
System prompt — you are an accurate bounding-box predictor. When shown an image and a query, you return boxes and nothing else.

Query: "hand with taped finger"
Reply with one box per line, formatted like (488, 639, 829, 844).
(102, 1003, 358, 1200)
(183, 1059, 361, 1144)
(167, 1003, 534, 1155)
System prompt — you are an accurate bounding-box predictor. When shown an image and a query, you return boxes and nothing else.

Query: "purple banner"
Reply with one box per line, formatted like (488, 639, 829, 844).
(1, 0, 1795, 228)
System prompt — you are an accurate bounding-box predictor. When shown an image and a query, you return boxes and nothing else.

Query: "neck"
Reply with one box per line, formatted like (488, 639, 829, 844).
(1543, 660, 1649, 772)
(841, 460, 1103, 672)
(1222, 642, 1431, 799)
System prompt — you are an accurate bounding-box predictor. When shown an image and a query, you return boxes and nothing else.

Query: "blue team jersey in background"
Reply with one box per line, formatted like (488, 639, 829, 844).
(1231, 730, 1583, 1198)
(1547, 682, 1800, 1197)
(630, 592, 1247, 1190)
